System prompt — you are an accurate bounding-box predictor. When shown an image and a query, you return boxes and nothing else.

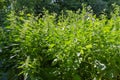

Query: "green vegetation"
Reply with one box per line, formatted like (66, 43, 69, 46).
(0, 0, 120, 80)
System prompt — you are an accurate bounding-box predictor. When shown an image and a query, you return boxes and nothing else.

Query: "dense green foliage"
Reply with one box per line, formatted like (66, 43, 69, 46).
(0, 0, 120, 26)
(0, 0, 120, 80)
(0, 4, 120, 79)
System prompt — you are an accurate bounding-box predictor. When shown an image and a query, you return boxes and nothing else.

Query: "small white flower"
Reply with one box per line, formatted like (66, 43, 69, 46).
(100, 63, 106, 70)
(77, 52, 80, 57)
(95, 60, 106, 70)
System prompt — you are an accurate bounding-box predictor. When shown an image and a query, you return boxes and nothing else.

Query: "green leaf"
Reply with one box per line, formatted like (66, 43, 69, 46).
(86, 44, 92, 49)
(73, 74, 81, 80)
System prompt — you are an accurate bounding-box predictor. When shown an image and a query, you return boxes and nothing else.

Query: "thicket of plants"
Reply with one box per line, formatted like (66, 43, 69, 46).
(0, 4, 120, 80)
